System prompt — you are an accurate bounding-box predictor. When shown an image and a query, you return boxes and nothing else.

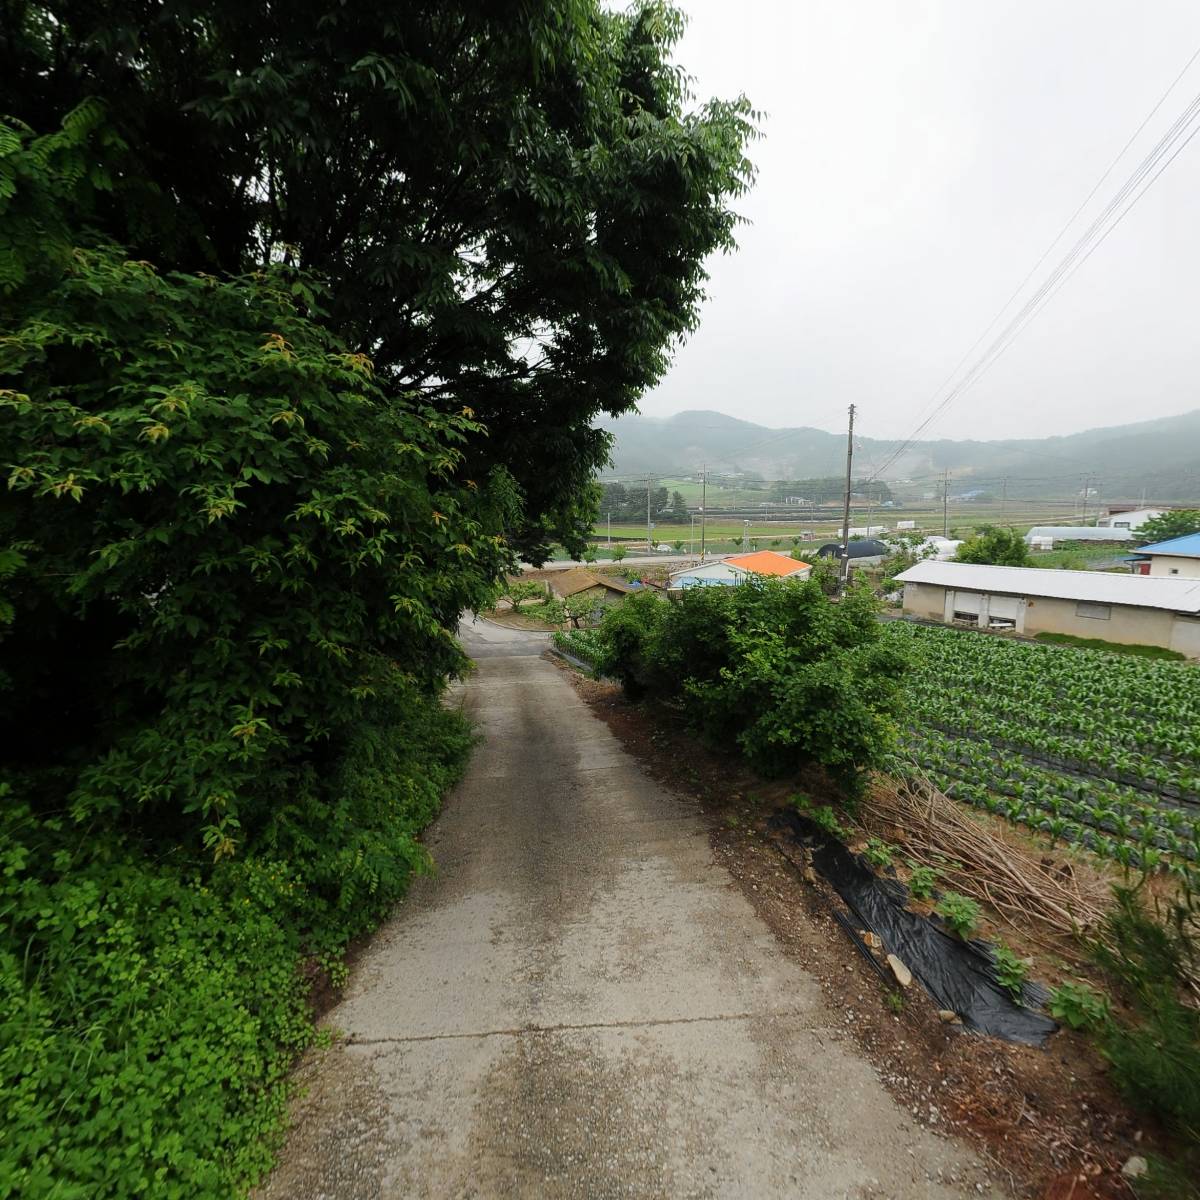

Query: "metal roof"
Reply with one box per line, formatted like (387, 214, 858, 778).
(1136, 532, 1200, 558)
(894, 560, 1200, 614)
(725, 550, 810, 576)
(1023, 526, 1133, 542)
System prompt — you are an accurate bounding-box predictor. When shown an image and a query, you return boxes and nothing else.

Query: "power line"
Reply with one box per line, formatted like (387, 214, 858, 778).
(864, 47, 1200, 483)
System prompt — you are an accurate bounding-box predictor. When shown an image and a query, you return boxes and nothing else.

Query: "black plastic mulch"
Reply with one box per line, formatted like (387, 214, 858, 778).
(773, 809, 1058, 1046)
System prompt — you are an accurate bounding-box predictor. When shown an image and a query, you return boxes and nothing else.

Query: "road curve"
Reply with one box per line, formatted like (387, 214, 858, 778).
(261, 628, 1000, 1199)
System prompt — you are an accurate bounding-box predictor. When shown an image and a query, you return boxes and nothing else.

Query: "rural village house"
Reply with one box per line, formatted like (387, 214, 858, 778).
(1096, 505, 1169, 530)
(668, 549, 811, 592)
(547, 567, 635, 608)
(896, 560, 1200, 657)
(1128, 532, 1200, 578)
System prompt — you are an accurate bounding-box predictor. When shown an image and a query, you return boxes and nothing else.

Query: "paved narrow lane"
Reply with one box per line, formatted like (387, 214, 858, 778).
(263, 624, 999, 1199)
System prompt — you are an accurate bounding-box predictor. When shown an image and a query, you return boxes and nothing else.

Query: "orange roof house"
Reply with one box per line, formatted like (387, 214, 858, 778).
(667, 550, 811, 591)
(723, 551, 811, 578)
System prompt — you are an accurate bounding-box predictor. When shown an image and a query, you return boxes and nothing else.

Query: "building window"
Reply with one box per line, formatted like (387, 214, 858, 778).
(1170, 567, 1180, 575)
(1076, 601, 1111, 620)
(1114, 521, 1130, 529)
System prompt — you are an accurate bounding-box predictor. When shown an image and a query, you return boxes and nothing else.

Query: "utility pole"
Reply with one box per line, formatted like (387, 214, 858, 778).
(941, 469, 949, 538)
(1081, 473, 1093, 524)
(838, 404, 856, 592)
(607, 512, 611, 546)
(689, 513, 695, 554)
(700, 465, 707, 560)
(742, 520, 750, 552)
(645, 473, 654, 552)
(1000, 477, 1008, 526)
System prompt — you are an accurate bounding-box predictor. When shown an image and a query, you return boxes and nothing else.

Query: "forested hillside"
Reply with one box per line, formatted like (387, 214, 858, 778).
(0, 4, 753, 1196)
(601, 408, 1200, 500)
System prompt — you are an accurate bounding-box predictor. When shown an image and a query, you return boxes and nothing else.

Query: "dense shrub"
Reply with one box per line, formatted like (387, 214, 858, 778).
(0, 111, 490, 1197)
(0, 685, 472, 1200)
(591, 579, 907, 791)
(954, 525, 1029, 567)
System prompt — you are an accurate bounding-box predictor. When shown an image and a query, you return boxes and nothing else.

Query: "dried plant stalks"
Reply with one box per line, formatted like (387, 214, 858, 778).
(864, 772, 1110, 943)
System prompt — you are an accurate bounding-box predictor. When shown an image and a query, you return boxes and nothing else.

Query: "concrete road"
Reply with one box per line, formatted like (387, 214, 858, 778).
(262, 629, 1000, 1200)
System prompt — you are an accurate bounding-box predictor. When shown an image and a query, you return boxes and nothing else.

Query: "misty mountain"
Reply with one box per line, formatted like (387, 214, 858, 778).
(597, 409, 1200, 501)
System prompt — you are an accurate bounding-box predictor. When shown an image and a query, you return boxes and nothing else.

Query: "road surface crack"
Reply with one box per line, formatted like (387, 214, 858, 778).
(343, 1009, 831, 1047)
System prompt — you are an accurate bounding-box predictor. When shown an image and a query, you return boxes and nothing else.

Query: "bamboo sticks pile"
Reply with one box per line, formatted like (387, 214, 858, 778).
(863, 773, 1110, 943)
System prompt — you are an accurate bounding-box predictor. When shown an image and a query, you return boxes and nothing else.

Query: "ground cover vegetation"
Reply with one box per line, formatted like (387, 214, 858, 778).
(0, 3, 753, 1195)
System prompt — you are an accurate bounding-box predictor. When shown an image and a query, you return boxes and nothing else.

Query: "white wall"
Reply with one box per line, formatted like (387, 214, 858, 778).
(1149, 555, 1200, 579)
(669, 561, 741, 586)
(1171, 616, 1200, 658)
(1098, 508, 1163, 529)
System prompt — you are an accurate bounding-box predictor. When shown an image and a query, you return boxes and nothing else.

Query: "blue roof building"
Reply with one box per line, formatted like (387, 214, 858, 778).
(1129, 531, 1200, 579)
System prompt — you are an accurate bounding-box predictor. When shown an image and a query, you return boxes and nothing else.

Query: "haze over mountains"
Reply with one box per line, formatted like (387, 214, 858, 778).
(598, 409, 1200, 501)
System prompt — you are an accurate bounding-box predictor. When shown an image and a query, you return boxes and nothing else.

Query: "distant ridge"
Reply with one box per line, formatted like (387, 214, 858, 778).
(597, 409, 1200, 501)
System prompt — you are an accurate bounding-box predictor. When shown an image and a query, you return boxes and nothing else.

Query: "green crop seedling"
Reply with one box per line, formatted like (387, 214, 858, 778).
(991, 941, 1031, 1003)
(935, 891, 982, 938)
(1047, 981, 1111, 1031)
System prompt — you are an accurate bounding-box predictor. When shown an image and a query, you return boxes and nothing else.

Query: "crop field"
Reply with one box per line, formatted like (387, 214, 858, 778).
(887, 621, 1200, 876)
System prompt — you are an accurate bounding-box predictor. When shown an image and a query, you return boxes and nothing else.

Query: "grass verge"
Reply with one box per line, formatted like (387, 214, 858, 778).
(1033, 632, 1186, 661)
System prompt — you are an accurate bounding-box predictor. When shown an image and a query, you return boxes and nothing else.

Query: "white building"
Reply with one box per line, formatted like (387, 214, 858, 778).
(1097, 507, 1166, 530)
(1129, 534, 1200, 579)
(1023, 526, 1134, 547)
(896, 560, 1200, 656)
(922, 536, 963, 561)
(668, 550, 811, 591)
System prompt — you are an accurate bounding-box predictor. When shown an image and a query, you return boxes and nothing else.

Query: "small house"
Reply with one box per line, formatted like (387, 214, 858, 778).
(1128, 533, 1200, 579)
(895, 560, 1200, 657)
(668, 550, 811, 592)
(548, 567, 634, 607)
(1097, 505, 1169, 530)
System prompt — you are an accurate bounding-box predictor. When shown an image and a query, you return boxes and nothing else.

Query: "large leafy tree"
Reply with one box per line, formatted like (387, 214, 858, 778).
(1137, 509, 1200, 545)
(1, 0, 756, 559)
(0, 108, 518, 849)
(955, 525, 1030, 567)
(0, 11, 755, 1192)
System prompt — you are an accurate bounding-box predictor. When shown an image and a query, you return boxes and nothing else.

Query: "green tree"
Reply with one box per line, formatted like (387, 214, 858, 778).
(2, 0, 756, 562)
(561, 592, 604, 629)
(0, 7, 758, 1190)
(1138, 509, 1200, 544)
(955, 526, 1030, 567)
(611, 545, 628, 563)
(504, 580, 548, 609)
(591, 577, 906, 791)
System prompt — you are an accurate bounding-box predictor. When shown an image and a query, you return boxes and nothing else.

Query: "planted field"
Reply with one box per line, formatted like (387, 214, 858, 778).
(887, 621, 1200, 876)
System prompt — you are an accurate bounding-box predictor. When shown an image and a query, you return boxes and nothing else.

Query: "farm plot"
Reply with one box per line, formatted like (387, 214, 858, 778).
(886, 621, 1200, 876)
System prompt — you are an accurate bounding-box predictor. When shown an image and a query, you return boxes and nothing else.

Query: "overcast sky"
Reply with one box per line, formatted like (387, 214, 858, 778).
(632, 0, 1200, 442)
